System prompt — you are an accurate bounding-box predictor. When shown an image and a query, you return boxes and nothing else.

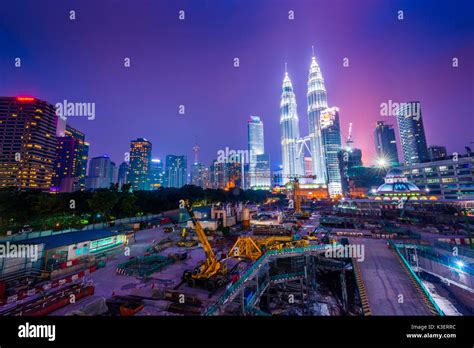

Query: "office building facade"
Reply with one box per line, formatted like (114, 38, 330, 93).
(52, 125, 89, 192)
(149, 158, 164, 190)
(165, 155, 187, 188)
(320, 107, 343, 196)
(248, 116, 271, 189)
(280, 68, 305, 182)
(85, 155, 116, 190)
(307, 53, 328, 184)
(398, 156, 474, 200)
(374, 121, 399, 165)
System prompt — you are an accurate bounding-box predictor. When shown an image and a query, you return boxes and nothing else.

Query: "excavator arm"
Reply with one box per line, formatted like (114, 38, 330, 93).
(184, 202, 216, 262)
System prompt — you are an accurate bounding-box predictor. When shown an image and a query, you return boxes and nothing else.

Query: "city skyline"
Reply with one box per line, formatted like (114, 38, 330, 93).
(1, 0, 472, 170)
(0, 2, 474, 334)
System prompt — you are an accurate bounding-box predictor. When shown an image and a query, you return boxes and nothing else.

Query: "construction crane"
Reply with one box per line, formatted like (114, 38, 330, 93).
(280, 174, 316, 214)
(228, 235, 309, 260)
(181, 201, 227, 291)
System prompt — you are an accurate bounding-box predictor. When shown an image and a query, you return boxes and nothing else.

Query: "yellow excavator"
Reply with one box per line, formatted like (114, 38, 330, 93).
(181, 201, 228, 291)
(177, 227, 198, 247)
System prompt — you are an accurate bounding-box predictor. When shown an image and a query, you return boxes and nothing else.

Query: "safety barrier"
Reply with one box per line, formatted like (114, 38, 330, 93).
(389, 240, 444, 316)
(352, 259, 371, 316)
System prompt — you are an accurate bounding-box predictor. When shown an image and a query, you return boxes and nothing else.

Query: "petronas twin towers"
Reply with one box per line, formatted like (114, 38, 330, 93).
(280, 49, 342, 195)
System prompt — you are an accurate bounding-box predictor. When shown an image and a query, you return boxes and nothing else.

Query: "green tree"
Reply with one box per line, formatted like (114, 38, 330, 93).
(87, 189, 118, 222)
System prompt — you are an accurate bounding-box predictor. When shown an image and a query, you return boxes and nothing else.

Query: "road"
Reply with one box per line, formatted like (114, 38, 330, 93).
(352, 237, 432, 315)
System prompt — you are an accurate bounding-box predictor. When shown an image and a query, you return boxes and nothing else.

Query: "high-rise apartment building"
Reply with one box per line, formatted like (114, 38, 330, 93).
(129, 138, 152, 191)
(0, 96, 57, 191)
(396, 102, 429, 165)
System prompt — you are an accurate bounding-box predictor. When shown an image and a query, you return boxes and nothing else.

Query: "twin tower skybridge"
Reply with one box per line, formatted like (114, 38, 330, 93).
(296, 136, 312, 160)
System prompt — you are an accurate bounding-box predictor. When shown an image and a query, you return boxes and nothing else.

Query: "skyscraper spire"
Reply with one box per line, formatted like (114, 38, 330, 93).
(280, 65, 305, 182)
(193, 142, 200, 164)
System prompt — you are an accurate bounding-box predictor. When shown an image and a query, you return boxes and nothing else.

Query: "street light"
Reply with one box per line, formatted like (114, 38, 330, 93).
(376, 157, 388, 167)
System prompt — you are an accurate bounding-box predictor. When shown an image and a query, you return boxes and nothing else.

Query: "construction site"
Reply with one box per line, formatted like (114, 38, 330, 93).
(1, 175, 472, 317)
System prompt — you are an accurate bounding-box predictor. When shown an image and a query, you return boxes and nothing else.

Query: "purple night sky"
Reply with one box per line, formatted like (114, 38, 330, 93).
(1, 0, 473, 169)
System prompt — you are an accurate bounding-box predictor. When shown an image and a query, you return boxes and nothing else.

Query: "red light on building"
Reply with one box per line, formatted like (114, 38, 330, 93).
(17, 96, 35, 102)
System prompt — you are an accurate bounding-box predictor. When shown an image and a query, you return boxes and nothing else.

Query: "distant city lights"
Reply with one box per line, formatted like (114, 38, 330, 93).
(17, 96, 35, 102)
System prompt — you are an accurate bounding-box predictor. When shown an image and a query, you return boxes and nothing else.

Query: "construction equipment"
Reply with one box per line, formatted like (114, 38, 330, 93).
(253, 225, 292, 236)
(146, 238, 174, 253)
(228, 235, 309, 260)
(303, 233, 318, 241)
(177, 240, 198, 247)
(284, 174, 316, 214)
(163, 226, 174, 233)
(177, 227, 198, 247)
(254, 174, 316, 214)
(181, 201, 228, 291)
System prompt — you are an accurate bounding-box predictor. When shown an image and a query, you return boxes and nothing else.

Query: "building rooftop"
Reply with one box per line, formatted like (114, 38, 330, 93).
(375, 168, 421, 195)
(5, 228, 124, 250)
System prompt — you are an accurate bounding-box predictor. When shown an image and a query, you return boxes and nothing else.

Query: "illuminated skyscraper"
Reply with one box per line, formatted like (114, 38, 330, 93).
(374, 121, 399, 166)
(165, 155, 187, 188)
(0, 96, 57, 191)
(85, 155, 116, 189)
(320, 107, 343, 196)
(307, 50, 328, 184)
(280, 66, 304, 182)
(129, 138, 152, 191)
(53, 125, 89, 192)
(248, 116, 271, 188)
(210, 160, 226, 189)
(254, 154, 271, 189)
(118, 161, 129, 187)
(396, 102, 429, 165)
(149, 158, 164, 189)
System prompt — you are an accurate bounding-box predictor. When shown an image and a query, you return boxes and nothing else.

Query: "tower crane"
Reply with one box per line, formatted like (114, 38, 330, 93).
(289, 175, 317, 214)
(181, 200, 228, 291)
